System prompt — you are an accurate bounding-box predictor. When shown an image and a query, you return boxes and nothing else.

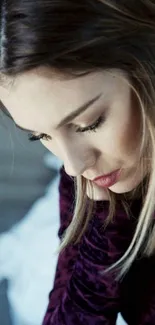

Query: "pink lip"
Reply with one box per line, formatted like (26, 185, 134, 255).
(92, 169, 121, 188)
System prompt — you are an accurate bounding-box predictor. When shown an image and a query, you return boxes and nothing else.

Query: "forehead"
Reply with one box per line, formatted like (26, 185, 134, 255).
(0, 67, 127, 130)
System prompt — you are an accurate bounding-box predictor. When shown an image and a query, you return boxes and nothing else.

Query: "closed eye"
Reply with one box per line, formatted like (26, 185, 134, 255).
(28, 115, 105, 142)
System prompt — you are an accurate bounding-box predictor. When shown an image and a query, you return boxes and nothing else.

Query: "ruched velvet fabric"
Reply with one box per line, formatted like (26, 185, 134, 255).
(43, 166, 155, 324)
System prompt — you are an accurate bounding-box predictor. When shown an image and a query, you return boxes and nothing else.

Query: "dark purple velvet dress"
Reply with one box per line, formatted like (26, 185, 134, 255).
(43, 166, 155, 324)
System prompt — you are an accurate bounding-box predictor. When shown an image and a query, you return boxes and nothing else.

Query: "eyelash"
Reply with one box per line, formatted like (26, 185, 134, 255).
(28, 115, 104, 142)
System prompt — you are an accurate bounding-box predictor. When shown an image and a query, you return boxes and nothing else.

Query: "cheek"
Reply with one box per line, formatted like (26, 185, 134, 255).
(40, 140, 55, 154)
(117, 111, 141, 159)
(119, 124, 135, 151)
(95, 112, 141, 160)
(121, 91, 142, 155)
(40, 139, 64, 160)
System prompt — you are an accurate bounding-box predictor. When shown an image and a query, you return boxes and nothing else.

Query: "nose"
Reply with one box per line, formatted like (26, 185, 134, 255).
(48, 133, 97, 177)
(63, 152, 96, 177)
(60, 142, 96, 177)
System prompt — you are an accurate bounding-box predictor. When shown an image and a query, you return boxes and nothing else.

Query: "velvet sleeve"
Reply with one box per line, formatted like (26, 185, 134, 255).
(120, 242, 155, 324)
(42, 166, 136, 325)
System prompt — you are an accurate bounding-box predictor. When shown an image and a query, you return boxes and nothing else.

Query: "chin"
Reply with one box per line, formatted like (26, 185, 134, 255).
(109, 174, 144, 194)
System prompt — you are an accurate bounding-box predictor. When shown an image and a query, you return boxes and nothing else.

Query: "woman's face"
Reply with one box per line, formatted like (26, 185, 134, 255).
(0, 67, 145, 200)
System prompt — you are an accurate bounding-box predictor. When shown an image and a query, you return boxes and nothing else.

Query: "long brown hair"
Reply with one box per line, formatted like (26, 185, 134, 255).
(1, 0, 155, 279)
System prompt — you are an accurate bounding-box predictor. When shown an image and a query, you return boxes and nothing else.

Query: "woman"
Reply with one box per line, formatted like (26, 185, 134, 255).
(0, 0, 155, 324)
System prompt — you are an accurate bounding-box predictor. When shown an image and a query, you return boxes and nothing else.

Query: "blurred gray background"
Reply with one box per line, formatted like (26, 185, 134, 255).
(0, 110, 55, 325)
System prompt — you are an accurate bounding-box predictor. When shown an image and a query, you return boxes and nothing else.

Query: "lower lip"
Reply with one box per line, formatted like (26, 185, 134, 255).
(92, 169, 121, 188)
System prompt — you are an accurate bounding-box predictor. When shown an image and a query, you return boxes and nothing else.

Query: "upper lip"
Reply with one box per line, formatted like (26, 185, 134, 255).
(92, 169, 120, 181)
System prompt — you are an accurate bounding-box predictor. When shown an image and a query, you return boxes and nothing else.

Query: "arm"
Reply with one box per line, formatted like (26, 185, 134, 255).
(43, 166, 79, 319)
(43, 166, 134, 325)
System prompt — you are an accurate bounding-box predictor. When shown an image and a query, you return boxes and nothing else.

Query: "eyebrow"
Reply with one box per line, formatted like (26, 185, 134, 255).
(15, 93, 102, 133)
(56, 93, 102, 129)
